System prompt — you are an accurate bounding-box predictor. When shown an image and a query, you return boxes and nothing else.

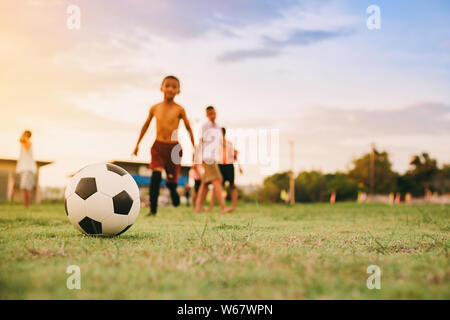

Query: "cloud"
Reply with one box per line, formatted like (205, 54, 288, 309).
(56, 0, 302, 39)
(218, 28, 351, 62)
(229, 103, 450, 173)
(27, 0, 64, 6)
(295, 103, 450, 170)
(217, 48, 279, 63)
(213, 0, 357, 64)
(307, 103, 450, 136)
(232, 103, 450, 136)
(262, 29, 350, 47)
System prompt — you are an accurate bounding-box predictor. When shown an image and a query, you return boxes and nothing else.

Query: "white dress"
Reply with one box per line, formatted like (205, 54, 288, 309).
(16, 144, 37, 190)
(16, 144, 37, 174)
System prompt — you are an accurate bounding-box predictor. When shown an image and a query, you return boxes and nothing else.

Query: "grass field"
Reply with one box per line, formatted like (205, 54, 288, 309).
(0, 202, 448, 299)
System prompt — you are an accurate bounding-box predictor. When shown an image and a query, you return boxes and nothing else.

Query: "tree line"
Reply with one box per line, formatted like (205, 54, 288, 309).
(241, 149, 450, 203)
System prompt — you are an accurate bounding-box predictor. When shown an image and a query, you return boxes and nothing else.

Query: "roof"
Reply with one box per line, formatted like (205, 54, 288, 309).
(110, 160, 190, 168)
(131, 174, 189, 187)
(0, 158, 52, 167)
(110, 160, 150, 167)
(68, 160, 191, 178)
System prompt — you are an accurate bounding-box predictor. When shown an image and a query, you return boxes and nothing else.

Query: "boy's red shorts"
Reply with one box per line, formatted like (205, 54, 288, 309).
(149, 140, 182, 184)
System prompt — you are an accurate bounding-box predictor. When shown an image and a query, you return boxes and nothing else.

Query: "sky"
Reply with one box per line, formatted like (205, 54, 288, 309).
(1, 0, 449, 187)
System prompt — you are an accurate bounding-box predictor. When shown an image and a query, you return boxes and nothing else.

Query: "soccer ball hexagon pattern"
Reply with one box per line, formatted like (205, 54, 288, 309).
(65, 163, 140, 236)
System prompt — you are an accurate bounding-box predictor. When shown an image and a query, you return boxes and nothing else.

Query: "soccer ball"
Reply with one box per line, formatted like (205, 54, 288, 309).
(65, 163, 140, 236)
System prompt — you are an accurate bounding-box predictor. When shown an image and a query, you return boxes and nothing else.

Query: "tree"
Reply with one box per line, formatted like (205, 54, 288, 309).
(431, 163, 450, 195)
(295, 171, 327, 202)
(395, 172, 422, 197)
(259, 172, 290, 202)
(442, 164, 450, 193)
(408, 153, 439, 195)
(325, 172, 359, 201)
(348, 148, 396, 194)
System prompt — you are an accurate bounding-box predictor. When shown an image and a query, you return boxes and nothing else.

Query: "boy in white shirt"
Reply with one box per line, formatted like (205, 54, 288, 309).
(194, 106, 232, 213)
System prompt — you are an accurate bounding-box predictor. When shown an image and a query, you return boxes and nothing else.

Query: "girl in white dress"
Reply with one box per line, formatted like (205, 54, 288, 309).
(16, 130, 37, 208)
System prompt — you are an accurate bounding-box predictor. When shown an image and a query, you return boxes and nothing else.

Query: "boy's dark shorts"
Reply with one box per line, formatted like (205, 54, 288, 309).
(194, 179, 202, 193)
(219, 164, 235, 187)
(150, 140, 182, 184)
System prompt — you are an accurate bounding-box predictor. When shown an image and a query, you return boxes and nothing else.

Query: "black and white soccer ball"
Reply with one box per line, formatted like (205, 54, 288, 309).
(65, 163, 140, 236)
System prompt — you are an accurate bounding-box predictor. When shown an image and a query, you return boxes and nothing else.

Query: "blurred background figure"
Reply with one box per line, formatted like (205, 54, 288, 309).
(189, 146, 203, 208)
(184, 181, 191, 206)
(16, 130, 37, 208)
(330, 191, 336, 204)
(280, 189, 288, 203)
(208, 127, 243, 211)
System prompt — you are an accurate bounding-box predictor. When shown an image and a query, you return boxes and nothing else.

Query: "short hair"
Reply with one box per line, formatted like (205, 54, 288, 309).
(206, 106, 215, 111)
(23, 130, 32, 138)
(161, 75, 180, 87)
(222, 127, 226, 135)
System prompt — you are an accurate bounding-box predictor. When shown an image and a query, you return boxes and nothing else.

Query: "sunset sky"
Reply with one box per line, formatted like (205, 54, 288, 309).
(1, 0, 450, 187)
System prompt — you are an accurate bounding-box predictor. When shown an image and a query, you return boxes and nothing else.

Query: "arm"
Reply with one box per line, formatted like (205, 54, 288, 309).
(133, 108, 153, 156)
(180, 107, 195, 147)
(193, 164, 201, 177)
(234, 149, 243, 174)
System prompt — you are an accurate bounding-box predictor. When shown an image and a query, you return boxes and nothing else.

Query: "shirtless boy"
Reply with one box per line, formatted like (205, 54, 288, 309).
(208, 127, 243, 211)
(133, 75, 195, 215)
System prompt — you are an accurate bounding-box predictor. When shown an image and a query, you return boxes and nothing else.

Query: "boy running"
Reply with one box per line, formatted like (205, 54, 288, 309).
(194, 106, 232, 213)
(133, 75, 195, 215)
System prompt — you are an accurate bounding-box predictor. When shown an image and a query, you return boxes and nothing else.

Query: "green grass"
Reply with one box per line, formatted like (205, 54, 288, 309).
(0, 202, 448, 299)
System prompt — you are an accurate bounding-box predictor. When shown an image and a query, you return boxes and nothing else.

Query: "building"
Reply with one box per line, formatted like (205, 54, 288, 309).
(0, 158, 52, 203)
(110, 160, 190, 205)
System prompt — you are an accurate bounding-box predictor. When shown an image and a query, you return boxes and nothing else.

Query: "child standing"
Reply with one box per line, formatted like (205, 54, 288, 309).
(16, 130, 37, 209)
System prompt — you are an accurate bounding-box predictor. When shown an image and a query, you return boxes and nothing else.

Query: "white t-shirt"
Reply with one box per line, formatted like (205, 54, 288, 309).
(201, 120, 223, 164)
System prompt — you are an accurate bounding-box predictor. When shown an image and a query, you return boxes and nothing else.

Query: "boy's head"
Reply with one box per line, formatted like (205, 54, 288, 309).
(161, 75, 180, 100)
(206, 106, 216, 122)
(22, 130, 32, 139)
(222, 127, 226, 137)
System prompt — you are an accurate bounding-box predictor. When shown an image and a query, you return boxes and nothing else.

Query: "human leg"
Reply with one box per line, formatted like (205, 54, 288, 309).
(149, 168, 162, 214)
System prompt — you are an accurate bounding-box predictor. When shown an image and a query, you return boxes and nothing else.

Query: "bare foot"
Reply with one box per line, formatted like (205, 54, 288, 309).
(194, 206, 204, 213)
(220, 207, 233, 214)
